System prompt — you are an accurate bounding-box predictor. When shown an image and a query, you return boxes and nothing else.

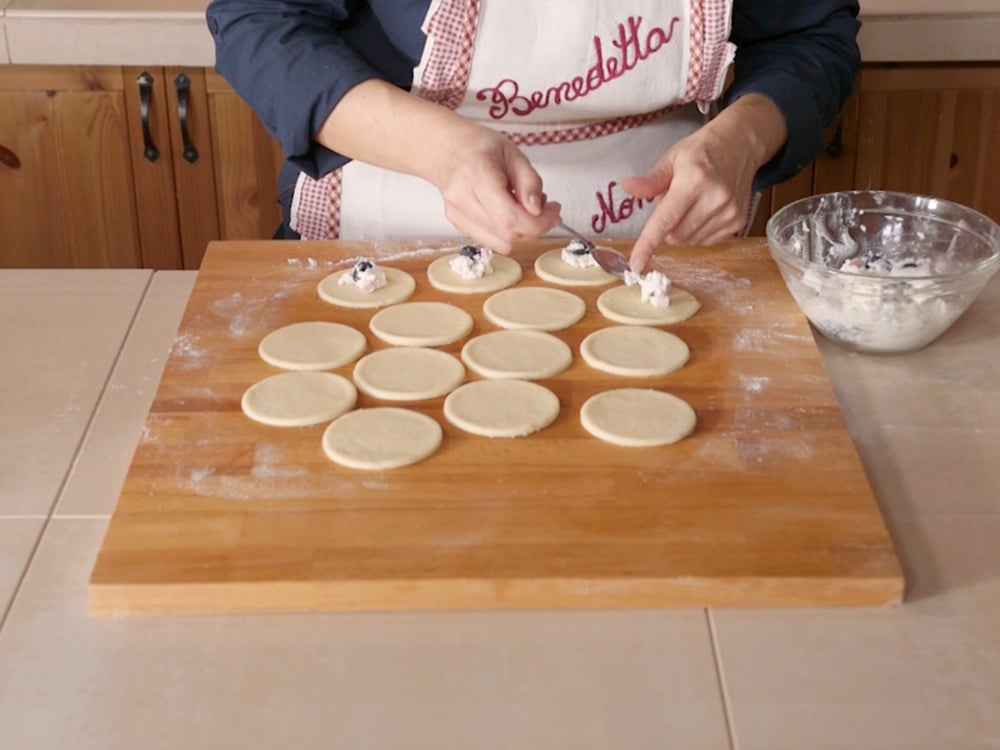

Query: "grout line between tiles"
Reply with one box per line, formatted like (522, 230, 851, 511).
(706, 609, 740, 750)
(47, 272, 155, 520)
(0, 274, 154, 637)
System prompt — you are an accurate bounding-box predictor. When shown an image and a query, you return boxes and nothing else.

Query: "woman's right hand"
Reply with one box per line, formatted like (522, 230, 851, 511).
(316, 79, 560, 253)
(428, 121, 562, 253)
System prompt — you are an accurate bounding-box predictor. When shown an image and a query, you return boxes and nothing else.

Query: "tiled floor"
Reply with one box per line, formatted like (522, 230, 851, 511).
(2, 269, 998, 748)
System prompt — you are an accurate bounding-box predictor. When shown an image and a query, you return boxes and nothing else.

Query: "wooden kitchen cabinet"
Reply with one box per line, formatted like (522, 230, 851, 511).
(130, 66, 282, 269)
(752, 63, 1000, 234)
(851, 64, 999, 222)
(3, 63, 995, 266)
(0, 65, 281, 270)
(0, 66, 144, 268)
(205, 71, 283, 245)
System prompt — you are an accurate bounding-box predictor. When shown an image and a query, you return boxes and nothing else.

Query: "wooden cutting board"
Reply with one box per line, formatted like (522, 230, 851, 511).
(89, 238, 905, 614)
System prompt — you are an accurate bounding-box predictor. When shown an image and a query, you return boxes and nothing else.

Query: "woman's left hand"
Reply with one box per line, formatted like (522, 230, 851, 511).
(623, 93, 788, 273)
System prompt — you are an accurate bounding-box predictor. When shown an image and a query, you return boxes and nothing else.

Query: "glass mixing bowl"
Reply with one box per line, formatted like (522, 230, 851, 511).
(766, 191, 1000, 354)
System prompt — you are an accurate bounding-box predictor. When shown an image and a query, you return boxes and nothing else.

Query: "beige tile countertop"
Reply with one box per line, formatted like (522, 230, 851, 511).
(0, 0, 998, 66)
(0, 258, 999, 748)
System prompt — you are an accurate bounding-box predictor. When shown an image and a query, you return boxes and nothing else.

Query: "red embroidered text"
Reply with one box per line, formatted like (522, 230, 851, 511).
(476, 16, 681, 119)
(592, 181, 650, 234)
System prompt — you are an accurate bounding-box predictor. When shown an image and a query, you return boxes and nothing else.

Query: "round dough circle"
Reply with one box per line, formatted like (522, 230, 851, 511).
(580, 388, 696, 447)
(241, 371, 357, 427)
(322, 407, 442, 470)
(257, 321, 367, 371)
(426, 252, 522, 294)
(317, 266, 416, 309)
(369, 301, 473, 347)
(580, 326, 690, 377)
(461, 330, 572, 380)
(444, 380, 560, 438)
(483, 287, 586, 331)
(596, 285, 700, 325)
(533, 247, 618, 286)
(352, 347, 465, 401)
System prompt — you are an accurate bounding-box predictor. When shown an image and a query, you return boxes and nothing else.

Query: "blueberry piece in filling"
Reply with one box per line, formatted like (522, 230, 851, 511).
(351, 259, 374, 282)
(567, 239, 595, 255)
(459, 245, 482, 261)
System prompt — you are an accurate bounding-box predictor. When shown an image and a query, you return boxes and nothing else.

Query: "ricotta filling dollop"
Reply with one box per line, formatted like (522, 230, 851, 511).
(560, 239, 599, 269)
(623, 269, 672, 307)
(338, 258, 388, 293)
(795, 252, 956, 351)
(838, 254, 933, 278)
(449, 245, 494, 279)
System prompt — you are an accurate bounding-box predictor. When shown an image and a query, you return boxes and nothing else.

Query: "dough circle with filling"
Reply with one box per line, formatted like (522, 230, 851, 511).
(461, 329, 572, 380)
(580, 388, 696, 447)
(352, 347, 465, 401)
(257, 321, 367, 370)
(444, 380, 560, 438)
(482, 286, 586, 331)
(426, 253, 522, 294)
(596, 285, 700, 325)
(369, 301, 474, 347)
(533, 247, 618, 286)
(317, 266, 415, 308)
(241, 371, 357, 427)
(580, 326, 690, 377)
(322, 407, 443, 470)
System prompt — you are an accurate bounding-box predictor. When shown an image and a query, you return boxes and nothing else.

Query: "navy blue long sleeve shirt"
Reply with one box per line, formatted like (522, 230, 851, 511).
(206, 0, 860, 210)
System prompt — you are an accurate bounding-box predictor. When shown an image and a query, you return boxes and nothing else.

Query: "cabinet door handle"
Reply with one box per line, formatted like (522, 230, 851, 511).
(174, 73, 200, 164)
(136, 71, 160, 162)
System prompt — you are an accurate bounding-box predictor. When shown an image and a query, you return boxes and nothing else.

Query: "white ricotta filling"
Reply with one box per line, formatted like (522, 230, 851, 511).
(838, 254, 933, 278)
(623, 269, 672, 307)
(449, 247, 495, 279)
(795, 255, 960, 351)
(560, 240, 599, 269)
(338, 259, 388, 293)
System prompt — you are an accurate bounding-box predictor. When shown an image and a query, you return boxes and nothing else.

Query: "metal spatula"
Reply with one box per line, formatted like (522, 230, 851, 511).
(556, 222, 629, 278)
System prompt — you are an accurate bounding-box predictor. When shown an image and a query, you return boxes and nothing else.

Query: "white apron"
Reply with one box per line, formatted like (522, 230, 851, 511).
(291, 0, 736, 241)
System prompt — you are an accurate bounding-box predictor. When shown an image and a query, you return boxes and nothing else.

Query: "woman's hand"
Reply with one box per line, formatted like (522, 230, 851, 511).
(429, 121, 562, 253)
(623, 94, 788, 273)
(316, 79, 559, 253)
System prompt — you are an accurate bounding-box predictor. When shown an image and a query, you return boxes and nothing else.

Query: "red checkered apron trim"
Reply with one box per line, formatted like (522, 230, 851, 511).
(291, 169, 343, 240)
(694, 0, 734, 106)
(500, 104, 686, 147)
(412, 0, 482, 110)
(293, 1, 734, 240)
